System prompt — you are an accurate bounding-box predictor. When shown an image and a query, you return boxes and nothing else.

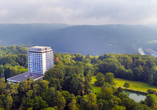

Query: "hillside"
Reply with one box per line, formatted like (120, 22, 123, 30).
(0, 45, 28, 56)
(0, 24, 157, 55)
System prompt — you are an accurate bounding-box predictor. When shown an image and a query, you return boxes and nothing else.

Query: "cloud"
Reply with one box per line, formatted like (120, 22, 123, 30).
(0, 0, 157, 25)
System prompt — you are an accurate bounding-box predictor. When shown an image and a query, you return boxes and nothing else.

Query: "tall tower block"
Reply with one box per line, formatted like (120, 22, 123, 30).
(27, 46, 53, 75)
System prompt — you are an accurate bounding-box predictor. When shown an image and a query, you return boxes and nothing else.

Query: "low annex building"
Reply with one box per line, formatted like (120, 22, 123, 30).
(7, 46, 53, 83)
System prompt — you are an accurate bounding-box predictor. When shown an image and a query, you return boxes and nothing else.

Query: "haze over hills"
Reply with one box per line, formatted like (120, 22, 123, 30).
(0, 24, 157, 56)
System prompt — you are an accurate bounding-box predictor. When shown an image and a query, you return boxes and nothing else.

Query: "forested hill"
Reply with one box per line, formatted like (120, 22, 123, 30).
(0, 45, 28, 56)
(1, 24, 157, 55)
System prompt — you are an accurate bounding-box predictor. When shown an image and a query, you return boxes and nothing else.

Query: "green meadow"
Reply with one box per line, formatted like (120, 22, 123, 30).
(91, 76, 101, 93)
(91, 84, 102, 93)
(114, 78, 157, 92)
(91, 76, 157, 93)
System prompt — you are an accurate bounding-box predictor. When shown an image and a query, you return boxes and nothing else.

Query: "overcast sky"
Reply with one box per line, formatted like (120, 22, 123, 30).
(0, 0, 157, 25)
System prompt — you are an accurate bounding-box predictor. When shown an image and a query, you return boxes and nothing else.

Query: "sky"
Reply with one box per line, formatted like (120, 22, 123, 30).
(0, 0, 157, 25)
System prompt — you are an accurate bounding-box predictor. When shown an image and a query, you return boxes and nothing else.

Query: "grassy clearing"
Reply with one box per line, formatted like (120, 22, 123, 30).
(91, 76, 157, 92)
(91, 76, 96, 83)
(91, 76, 101, 93)
(91, 84, 101, 93)
(114, 78, 157, 92)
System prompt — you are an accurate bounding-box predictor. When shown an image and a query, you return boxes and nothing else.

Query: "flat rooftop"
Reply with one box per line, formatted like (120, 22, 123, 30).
(31, 46, 50, 49)
(28, 46, 52, 53)
(7, 72, 44, 83)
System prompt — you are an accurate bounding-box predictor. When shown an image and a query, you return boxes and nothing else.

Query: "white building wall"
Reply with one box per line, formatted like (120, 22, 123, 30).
(46, 51, 54, 71)
(28, 52, 32, 73)
(42, 53, 46, 74)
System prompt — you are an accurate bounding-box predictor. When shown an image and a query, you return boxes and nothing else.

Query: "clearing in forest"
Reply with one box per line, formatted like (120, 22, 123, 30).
(114, 78, 157, 92)
(91, 76, 157, 93)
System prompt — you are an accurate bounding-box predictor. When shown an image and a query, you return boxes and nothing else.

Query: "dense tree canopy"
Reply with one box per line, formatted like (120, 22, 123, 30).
(1, 47, 157, 109)
(0, 45, 28, 56)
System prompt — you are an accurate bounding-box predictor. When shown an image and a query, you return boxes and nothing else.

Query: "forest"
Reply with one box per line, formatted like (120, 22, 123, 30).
(0, 45, 28, 56)
(0, 46, 28, 82)
(1, 46, 157, 109)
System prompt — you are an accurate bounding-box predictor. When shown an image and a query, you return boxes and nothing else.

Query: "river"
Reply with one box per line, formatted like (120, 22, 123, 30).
(124, 90, 146, 103)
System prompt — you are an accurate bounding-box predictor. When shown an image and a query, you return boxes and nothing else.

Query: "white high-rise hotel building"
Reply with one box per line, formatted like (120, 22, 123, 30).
(7, 46, 53, 83)
(27, 46, 53, 75)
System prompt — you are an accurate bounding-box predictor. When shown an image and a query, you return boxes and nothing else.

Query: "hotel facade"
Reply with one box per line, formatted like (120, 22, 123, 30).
(7, 46, 53, 83)
(27, 46, 54, 75)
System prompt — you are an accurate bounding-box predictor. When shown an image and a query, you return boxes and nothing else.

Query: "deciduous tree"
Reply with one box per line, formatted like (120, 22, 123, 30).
(123, 82, 130, 88)
(4, 94, 13, 110)
(145, 94, 156, 107)
(94, 72, 105, 87)
(104, 72, 115, 85)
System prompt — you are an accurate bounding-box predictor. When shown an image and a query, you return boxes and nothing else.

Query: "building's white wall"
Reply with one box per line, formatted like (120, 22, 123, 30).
(27, 52, 32, 73)
(46, 51, 54, 71)
(42, 53, 46, 74)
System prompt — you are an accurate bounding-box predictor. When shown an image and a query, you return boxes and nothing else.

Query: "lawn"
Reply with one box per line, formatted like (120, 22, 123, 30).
(90, 76, 102, 93)
(91, 76, 96, 83)
(91, 76, 157, 92)
(91, 84, 102, 93)
(114, 78, 157, 92)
